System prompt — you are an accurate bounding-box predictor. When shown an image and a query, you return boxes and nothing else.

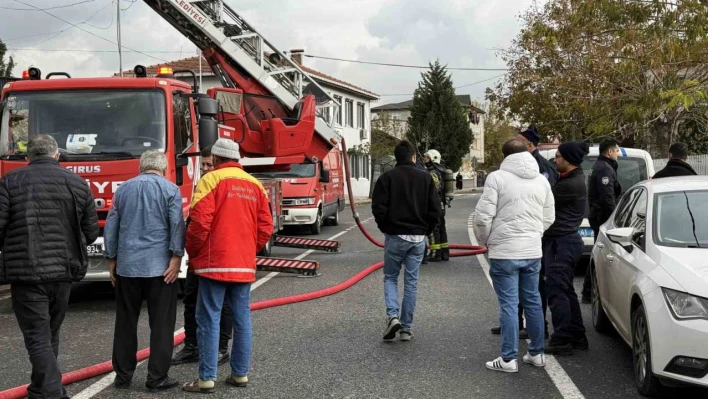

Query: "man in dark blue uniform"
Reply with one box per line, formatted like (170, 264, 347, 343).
(581, 139, 621, 303)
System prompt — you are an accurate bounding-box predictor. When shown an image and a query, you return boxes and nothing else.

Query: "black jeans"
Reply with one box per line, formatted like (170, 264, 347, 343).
(544, 234, 586, 342)
(11, 282, 71, 399)
(112, 275, 177, 387)
(183, 272, 232, 351)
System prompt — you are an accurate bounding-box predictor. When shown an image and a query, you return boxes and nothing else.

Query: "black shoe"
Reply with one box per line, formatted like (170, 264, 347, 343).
(581, 296, 591, 304)
(545, 339, 574, 356)
(427, 256, 442, 263)
(571, 335, 589, 350)
(421, 257, 428, 265)
(441, 248, 450, 261)
(490, 326, 501, 335)
(172, 344, 199, 365)
(113, 378, 131, 390)
(519, 329, 529, 340)
(218, 348, 230, 365)
(147, 377, 180, 392)
(383, 317, 402, 341)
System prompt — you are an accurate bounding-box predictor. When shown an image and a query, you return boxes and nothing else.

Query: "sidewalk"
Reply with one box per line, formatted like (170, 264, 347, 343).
(346, 187, 481, 207)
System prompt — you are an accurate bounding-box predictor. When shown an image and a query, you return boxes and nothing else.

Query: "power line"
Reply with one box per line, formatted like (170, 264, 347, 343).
(13, 0, 169, 63)
(378, 74, 505, 96)
(0, 0, 97, 11)
(304, 54, 508, 71)
(7, 48, 186, 53)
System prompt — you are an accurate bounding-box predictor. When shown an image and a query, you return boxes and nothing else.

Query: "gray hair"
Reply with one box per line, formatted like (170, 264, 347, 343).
(140, 150, 168, 173)
(27, 134, 59, 161)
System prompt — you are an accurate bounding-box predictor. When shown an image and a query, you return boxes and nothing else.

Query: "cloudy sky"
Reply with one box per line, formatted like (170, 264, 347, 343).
(1, 0, 536, 107)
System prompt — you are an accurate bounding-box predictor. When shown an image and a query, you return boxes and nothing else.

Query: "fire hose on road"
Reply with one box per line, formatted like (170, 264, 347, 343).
(0, 138, 485, 399)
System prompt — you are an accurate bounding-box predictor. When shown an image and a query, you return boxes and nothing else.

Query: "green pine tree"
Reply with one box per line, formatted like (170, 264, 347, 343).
(0, 39, 15, 77)
(406, 61, 473, 171)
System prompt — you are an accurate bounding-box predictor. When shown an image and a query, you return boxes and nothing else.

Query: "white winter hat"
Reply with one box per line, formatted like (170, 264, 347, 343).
(210, 138, 240, 161)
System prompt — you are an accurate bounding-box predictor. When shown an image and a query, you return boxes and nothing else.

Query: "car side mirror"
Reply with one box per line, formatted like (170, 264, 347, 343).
(607, 227, 635, 252)
(320, 169, 331, 183)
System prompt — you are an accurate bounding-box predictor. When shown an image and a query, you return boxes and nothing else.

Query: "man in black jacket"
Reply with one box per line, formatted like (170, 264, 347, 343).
(0, 134, 99, 399)
(581, 139, 621, 302)
(653, 142, 697, 178)
(545, 142, 590, 355)
(372, 140, 441, 342)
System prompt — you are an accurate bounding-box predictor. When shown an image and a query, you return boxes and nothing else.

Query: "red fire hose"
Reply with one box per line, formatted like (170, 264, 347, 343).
(0, 138, 485, 399)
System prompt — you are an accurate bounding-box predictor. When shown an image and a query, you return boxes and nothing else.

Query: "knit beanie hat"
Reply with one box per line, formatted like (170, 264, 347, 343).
(519, 125, 541, 146)
(210, 138, 240, 161)
(558, 142, 590, 166)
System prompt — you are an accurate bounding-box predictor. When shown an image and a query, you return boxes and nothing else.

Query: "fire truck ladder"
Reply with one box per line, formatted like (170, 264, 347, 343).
(273, 235, 341, 253)
(143, 0, 341, 151)
(256, 256, 319, 276)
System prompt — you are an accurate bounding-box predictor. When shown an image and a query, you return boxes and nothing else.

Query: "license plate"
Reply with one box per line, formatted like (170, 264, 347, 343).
(86, 244, 104, 256)
(578, 228, 594, 238)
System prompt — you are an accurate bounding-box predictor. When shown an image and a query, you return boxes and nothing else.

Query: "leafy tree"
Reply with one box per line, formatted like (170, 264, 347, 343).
(0, 39, 15, 77)
(487, 0, 708, 157)
(407, 61, 473, 171)
(354, 111, 400, 197)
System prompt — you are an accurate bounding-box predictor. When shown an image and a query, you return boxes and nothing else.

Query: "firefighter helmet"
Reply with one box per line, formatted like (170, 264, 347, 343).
(425, 149, 441, 164)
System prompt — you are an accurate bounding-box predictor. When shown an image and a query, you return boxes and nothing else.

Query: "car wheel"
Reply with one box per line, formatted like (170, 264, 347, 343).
(309, 207, 322, 235)
(258, 235, 274, 257)
(591, 265, 612, 333)
(338, 198, 346, 212)
(632, 304, 662, 397)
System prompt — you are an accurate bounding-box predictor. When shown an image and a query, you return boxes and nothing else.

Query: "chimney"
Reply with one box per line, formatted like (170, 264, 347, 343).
(290, 49, 305, 66)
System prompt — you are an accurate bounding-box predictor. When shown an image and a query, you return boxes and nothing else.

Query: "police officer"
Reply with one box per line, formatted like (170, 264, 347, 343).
(518, 125, 558, 186)
(581, 139, 621, 302)
(424, 149, 449, 262)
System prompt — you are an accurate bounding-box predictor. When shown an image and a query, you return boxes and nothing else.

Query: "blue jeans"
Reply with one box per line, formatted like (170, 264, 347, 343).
(490, 259, 544, 361)
(196, 277, 252, 381)
(383, 234, 426, 330)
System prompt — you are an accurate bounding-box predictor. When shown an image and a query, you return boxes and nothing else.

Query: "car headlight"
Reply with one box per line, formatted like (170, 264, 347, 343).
(662, 288, 708, 320)
(293, 197, 315, 206)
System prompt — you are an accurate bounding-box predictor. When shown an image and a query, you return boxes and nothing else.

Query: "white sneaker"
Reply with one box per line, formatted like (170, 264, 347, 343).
(485, 357, 518, 373)
(523, 352, 546, 367)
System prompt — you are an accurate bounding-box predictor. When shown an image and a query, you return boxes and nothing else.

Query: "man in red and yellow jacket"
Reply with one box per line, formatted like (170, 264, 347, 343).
(183, 139, 273, 394)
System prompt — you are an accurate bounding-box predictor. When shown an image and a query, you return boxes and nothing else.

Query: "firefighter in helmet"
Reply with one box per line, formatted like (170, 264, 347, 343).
(424, 149, 449, 262)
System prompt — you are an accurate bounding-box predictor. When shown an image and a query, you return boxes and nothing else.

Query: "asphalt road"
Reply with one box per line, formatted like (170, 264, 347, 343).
(0, 193, 706, 398)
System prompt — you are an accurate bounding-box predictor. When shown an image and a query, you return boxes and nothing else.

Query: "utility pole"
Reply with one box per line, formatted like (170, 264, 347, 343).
(117, 0, 123, 77)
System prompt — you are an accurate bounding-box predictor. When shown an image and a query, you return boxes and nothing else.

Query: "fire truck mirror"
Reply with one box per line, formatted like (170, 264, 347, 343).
(198, 117, 219, 149)
(197, 98, 219, 117)
(0, 100, 5, 113)
(320, 169, 331, 183)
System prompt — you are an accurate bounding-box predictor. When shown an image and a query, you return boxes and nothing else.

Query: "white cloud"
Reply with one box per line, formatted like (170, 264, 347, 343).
(1, 0, 535, 105)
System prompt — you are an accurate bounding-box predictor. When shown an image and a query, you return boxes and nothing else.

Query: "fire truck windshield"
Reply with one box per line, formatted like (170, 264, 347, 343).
(0, 90, 166, 159)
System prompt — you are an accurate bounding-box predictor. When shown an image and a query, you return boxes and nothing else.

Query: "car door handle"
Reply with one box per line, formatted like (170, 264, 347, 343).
(606, 254, 614, 262)
(596, 243, 604, 249)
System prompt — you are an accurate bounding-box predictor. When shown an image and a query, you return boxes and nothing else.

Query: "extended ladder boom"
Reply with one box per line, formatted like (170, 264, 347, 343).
(143, 0, 340, 161)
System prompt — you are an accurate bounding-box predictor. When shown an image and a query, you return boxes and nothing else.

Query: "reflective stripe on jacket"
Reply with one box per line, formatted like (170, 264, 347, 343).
(186, 161, 273, 283)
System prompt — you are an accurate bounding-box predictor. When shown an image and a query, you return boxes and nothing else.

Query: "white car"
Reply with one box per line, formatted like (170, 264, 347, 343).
(540, 146, 655, 257)
(590, 177, 708, 396)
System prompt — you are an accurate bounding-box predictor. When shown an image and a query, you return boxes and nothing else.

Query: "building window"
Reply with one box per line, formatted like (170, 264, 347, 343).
(349, 154, 370, 180)
(357, 102, 365, 129)
(334, 95, 342, 125)
(318, 107, 330, 123)
(345, 99, 354, 128)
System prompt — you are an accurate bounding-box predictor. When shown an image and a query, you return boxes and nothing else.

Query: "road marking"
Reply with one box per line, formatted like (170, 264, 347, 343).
(75, 221, 366, 398)
(0, 294, 10, 301)
(467, 212, 585, 399)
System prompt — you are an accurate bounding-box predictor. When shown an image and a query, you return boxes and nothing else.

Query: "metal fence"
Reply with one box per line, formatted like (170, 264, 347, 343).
(654, 154, 708, 175)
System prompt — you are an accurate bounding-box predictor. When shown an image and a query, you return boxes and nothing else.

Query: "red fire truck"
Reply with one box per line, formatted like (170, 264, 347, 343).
(0, 0, 346, 280)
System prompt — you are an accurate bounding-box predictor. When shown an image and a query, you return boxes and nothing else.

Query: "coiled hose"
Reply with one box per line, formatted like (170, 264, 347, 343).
(0, 138, 485, 399)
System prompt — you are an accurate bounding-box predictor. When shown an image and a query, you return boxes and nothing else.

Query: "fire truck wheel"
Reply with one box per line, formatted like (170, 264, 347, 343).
(329, 207, 340, 226)
(310, 207, 323, 235)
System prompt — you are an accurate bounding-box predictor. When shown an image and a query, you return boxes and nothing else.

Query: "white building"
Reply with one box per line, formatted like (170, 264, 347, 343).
(371, 95, 485, 176)
(118, 54, 380, 198)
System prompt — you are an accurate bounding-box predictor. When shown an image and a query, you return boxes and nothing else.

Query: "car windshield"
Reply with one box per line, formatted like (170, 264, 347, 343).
(0, 90, 166, 159)
(252, 163, 316, 178)
(580, 156, 648, 195)
(654, 190, 708, 248)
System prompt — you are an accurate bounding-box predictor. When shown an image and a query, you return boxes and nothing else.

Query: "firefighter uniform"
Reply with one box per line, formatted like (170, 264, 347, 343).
(425, 150, 449, 262)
